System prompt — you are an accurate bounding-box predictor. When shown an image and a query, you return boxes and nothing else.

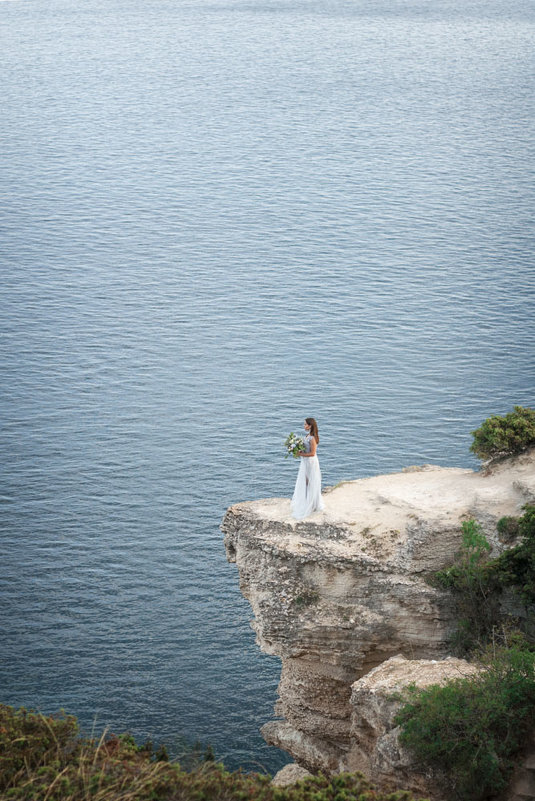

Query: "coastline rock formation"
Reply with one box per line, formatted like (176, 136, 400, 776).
(222, 449, 535, 795)
(347, 654, 480, 797)
(271, 764, 313, 787)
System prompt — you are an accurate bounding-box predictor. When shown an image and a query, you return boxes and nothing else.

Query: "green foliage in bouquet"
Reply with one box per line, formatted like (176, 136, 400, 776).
(394, 643, 535, 801)
(470, 405, 535, 462)
(284, 432, 306, 459)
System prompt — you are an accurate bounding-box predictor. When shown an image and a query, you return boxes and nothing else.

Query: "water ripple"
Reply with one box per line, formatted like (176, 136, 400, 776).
(1, 0, 534, 773)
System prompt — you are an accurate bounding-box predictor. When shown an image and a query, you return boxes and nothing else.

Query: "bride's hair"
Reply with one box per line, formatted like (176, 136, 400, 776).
(306, 417, 319, 443)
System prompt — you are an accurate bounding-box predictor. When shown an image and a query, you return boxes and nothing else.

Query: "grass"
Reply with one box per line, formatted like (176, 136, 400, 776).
(0, 704, 426, 801)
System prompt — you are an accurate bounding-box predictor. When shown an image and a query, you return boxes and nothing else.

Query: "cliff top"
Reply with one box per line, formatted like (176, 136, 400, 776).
(224, 449, 535, 571)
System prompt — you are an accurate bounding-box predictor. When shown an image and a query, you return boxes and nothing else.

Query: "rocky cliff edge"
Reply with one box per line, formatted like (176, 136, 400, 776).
(222, 450, 535, 795)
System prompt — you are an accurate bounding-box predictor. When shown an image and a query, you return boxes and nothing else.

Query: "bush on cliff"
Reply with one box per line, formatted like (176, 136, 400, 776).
(470, 405, 535, 462)
(432, 519, 500, 653)
(0, 704, 423, 801)
(433, 507, 535, 653)
(489, 504, 535, 607)
(405, 509, 535, 798)
(395, 643, 535, 801)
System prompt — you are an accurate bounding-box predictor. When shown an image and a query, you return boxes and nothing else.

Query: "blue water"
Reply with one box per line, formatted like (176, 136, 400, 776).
(1, 0, 534, 773)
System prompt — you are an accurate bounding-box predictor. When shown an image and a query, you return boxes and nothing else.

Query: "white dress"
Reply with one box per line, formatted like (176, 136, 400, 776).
(291, 434, 325, 520)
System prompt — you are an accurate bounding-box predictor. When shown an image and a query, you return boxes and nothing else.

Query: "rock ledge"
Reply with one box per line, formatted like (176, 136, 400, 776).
(222, 449, 535, 797)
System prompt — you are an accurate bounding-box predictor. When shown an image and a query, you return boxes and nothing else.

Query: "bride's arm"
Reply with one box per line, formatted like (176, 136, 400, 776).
(301, 437, 317, 457)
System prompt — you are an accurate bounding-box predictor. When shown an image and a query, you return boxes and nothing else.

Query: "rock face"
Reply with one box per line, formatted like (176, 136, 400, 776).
(271, 763, 313, 787)
(222, 449, 535, 791)
(346, 654, 480, 798)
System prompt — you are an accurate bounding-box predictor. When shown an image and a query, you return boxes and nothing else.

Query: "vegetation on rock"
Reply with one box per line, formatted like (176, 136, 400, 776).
(395, 643, 535, 801)
(432, 518, 499, 654)
(0, 704, 424, 801)
(490, 504, 535, 607)
(397, 506, 535, 799)
(470, 405, 535, 462)
(432, 506, 535, 654)
(5, 410, 535, 801)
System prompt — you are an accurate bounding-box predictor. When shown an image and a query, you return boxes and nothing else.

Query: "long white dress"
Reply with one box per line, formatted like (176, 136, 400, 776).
(291, 434, 325, 520)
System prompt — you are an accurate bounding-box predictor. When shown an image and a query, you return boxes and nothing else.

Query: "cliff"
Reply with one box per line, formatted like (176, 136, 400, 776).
(222, 449, 535, 795)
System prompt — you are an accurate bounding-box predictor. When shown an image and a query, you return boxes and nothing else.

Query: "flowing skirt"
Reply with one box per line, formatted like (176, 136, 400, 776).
(291, 455, 325, 520)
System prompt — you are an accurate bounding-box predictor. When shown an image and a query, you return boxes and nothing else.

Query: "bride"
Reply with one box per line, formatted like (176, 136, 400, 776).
(291, 417, 325, 520)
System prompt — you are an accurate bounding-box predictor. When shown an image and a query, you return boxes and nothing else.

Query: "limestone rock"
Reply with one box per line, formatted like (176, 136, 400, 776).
(345, 654, 481, 798)
(222, 448, 534, 783)
(271, 763, 313, 786)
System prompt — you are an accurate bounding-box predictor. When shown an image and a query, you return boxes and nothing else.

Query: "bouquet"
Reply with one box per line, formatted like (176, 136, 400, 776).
(284, 432, 306, 459)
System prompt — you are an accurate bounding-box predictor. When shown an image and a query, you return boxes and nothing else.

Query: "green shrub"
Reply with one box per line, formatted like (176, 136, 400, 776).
(434, 519, 491, 590)
(433, 520, 500, 654)
(0, 704, 425, 801)
(488, 505, 535, 606)
(470, 406, 535, 461)
(395, 644, 535, 801)
(433, 510, 535, 653)
(0, 706, 80, 790)
(293, 590, 320, 609)
(497, 515, 520, 542)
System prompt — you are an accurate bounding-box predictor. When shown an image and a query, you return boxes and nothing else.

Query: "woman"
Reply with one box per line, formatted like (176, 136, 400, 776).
(291, 417, 325, 520)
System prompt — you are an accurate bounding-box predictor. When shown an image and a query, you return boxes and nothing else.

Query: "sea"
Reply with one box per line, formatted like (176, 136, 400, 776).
(1, 0, 534, 774)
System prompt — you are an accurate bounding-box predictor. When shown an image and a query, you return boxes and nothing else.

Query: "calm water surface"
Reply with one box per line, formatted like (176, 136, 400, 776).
(1, 0, 534, 772)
